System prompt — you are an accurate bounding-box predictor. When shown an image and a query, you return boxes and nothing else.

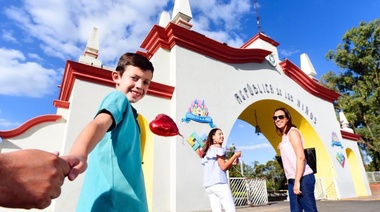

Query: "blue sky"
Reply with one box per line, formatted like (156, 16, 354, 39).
(0, 0, 379, 165)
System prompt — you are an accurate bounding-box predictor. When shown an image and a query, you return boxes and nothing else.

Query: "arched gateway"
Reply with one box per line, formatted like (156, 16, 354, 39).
(0, 1, 371, 211)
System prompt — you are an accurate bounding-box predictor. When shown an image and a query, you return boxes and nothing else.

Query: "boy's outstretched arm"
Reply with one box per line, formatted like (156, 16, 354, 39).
(63, 112, 113, 181)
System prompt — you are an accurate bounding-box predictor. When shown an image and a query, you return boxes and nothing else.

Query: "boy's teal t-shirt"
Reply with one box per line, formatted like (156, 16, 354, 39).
(76, 91, 148, 212)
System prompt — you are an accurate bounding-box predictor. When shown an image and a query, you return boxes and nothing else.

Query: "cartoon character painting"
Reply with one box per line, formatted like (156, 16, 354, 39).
(331, 132, 343, 149)
(182, 99, 216, 128)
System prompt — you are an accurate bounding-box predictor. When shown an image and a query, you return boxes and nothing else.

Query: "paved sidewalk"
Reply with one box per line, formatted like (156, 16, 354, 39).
(236, 195, 380, 212)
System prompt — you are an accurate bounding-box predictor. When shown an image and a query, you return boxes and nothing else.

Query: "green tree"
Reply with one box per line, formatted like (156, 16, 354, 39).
(321, 19, 380, 171)
(265, 159, 286, 191)
(226, 144, 243, 177)
(248, 159, 285, 190)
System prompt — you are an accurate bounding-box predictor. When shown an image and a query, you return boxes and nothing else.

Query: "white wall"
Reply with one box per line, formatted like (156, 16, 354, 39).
(0, 42, 369, 211)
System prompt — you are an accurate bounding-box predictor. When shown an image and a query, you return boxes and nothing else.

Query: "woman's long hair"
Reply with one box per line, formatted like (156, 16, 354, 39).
(274, 107, 297, 136)
(201, 128, 221, 158)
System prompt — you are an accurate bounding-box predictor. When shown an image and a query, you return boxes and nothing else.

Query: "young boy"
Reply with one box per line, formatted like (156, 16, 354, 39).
(63, 52, 154, 211)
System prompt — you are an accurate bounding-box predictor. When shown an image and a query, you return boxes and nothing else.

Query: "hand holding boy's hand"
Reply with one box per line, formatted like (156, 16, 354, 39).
(0, 149, 70, 209)
(61, 155, 87, 181)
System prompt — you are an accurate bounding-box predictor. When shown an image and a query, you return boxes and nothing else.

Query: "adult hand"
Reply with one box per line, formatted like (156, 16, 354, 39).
(293, 181, 302, 195)
(0, 149, 71, 209)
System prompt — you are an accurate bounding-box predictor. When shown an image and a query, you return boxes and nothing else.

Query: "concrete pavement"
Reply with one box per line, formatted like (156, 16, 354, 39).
(236, 195, 380, 212)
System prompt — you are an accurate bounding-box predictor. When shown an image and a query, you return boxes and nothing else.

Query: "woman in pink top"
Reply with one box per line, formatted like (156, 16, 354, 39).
(273, 107, 318, 212)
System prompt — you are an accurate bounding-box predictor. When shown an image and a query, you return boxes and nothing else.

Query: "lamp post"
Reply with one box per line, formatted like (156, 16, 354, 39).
(254, 110, 261, 135)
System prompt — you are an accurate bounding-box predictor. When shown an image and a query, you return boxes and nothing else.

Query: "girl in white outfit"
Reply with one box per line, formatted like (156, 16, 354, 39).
(201, 128, 241, 212)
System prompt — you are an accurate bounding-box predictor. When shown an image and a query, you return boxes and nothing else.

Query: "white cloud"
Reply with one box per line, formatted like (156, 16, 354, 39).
(190, 0, 251, 31)
(3, 0, 254, 61)
(0, 0, 171, 97)
(0, 118, 21, 129)
(236, 123, 246, 128)
(0, 0, 254, 98)
(234, 119, 250, 128)
(1, 30, 17, 43)
(0, 48, 60, 97)
(190, 0, 252, 47)
(236, 143, 271, 151)
(27, 53, 43, 61)
(3, 0, 170, 65)
(279, 48, 301, 58)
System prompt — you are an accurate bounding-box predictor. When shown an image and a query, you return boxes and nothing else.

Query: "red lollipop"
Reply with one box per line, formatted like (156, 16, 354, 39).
(149, 114, 183, 137)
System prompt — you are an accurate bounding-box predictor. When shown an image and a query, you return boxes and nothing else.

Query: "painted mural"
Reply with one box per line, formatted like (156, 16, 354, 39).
(336, 152, 346, 167)
(332, 132, 346, 167)
(187, 132, 207, 157)
(182, 99, 216, 128)
(332, 132, 343, 149)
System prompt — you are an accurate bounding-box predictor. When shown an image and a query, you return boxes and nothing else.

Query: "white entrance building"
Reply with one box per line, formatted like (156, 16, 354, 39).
(0, 0, 371, 211)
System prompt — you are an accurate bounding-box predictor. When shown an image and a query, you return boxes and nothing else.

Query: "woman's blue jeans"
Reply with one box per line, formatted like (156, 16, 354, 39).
(288, 174, 318, 212)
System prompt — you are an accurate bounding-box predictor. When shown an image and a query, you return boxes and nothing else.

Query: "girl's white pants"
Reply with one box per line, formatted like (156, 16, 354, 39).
(205, 183, 236, 212)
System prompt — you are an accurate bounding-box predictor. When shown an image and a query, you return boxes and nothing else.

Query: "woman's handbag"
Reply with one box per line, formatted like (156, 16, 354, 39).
(275, 148, 317, 174)
(304, 148, 317, 173)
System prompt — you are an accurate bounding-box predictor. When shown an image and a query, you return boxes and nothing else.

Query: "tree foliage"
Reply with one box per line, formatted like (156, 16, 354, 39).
(227, 157, 286, 191)
(320, 19, 380, 171)
(252, 159, 286, 191)
(226, 144, 244, 177)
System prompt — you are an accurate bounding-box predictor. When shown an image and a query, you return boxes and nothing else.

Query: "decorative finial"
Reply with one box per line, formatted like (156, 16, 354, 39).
(78, 27, 102, 67)
(172, 0, 193, 29)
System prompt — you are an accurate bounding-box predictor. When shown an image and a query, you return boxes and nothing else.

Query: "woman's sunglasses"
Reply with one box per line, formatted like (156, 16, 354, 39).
(272, 115, 286, 121)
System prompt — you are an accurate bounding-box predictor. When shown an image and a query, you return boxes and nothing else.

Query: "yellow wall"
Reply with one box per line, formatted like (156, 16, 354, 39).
(138, 115, 154, 212)
(238, 100, 339, 199)
(346, 148, 369, 196)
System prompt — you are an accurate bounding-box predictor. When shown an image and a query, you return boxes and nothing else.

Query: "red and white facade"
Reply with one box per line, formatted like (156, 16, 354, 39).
(0, 0, 371, 211)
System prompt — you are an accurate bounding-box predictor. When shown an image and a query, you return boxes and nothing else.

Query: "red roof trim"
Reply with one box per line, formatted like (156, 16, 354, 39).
(53, 100, 70, 109)
(0, 115, 62, 138)
(280, 60, 340, 102)
(341, 130, 361, 141)
(241, 33, 280, 48)
(56, 60, 175, 109)
(141, 23, 271, 63)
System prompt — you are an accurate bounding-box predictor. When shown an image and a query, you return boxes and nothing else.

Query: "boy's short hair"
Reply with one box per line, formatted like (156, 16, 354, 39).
(116, 53, 154, 75)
